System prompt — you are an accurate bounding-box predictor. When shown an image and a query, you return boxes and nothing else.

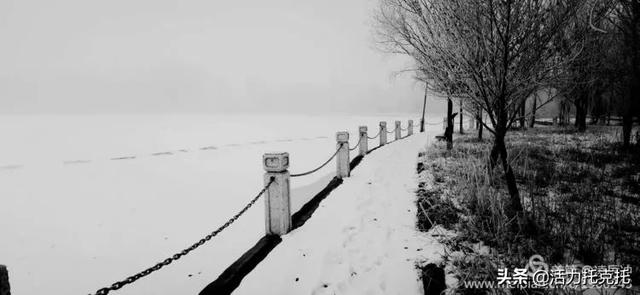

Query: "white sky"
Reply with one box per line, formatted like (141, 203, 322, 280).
(0, 0, 444, 114)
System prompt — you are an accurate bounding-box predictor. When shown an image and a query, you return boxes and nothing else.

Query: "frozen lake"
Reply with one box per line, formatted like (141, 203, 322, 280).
(0, 114, 441, 295)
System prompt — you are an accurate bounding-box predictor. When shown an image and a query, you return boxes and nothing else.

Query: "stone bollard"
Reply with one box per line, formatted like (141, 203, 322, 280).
(408, 120, 414, 136)
(358, 126, 368, 156)
(336, 132, 350, 178)
(380, 122, 387, 146)
(0, 265, 9, 295)
(263, 152, 291, 236)
(395, 121, 401, 140)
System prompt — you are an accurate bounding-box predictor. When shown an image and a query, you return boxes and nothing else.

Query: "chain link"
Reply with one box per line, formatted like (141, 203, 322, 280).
(92, 179, 274, 295)
(367, 130, 381, 140)
(290, 143, 344, 178)
(348, 136, 363, 151)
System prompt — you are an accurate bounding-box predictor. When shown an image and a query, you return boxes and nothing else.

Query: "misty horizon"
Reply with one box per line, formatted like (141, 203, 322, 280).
(0, 0, 448, 115)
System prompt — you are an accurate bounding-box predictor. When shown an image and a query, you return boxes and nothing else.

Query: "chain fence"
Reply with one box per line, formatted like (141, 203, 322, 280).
(289, 143, 344, 178)
(76, 121, 423, 294)
(348, 136, 363, 151)
(367, 130, 381, 139)
(91, 178, 275, 295)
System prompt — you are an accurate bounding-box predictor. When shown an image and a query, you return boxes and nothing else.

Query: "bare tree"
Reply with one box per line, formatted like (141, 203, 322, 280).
(611, 0, 640, 148)
(375, 0, 583, 216)
(584, 0, 640, 146)
(554, 0, 614, 132)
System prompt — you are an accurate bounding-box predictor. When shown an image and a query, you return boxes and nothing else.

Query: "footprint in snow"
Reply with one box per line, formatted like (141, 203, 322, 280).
(111, 156, 136, 160)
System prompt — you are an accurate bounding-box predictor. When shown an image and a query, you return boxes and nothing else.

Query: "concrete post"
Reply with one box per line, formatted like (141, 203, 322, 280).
(0, 265, 9, 295)
(358, 126, 368, 156)
(380, 122, 387, 146)
(336, 132, 350, 178)
(408, 120, 414, 136)
(394, 121, 401, 140)
(263, 152, 291, 236)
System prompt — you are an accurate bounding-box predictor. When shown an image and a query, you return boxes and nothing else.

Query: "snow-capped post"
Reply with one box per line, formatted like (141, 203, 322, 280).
(408, 120, 414, 136)
(379, 121, 387, 146)
(0, 265, 9, 295)
(263, 152, 291, 236)
(336, 131, 350, 178)
(394, 121, 401, 140)
(358, 126, 368, 156)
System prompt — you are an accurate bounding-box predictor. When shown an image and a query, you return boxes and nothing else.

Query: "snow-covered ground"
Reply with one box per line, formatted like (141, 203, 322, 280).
(234, 130, 445, 295)
(0, 114, 444, 295)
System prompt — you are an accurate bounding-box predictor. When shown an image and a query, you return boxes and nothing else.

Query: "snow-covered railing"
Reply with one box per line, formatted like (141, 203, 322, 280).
(81, 119, 416, 295)
(261, 120, 415, 237)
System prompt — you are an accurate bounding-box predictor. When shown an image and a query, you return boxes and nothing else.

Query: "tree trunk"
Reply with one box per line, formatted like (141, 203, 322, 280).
(420, 83, 427, 133)
(623, 66, 639, 149)
(459, 100, 464, 134)
(529, 95, 537, 128)
(445, 98, 453, 150)
(498, 139, 523, 213)
(491, 134, 523, 215)
(558, 101, 565, 125)
(559, 100, 571, 125)
(477, 110, 483, 141)
(575, 93, 587, 132)
(519, 99, 526, 129)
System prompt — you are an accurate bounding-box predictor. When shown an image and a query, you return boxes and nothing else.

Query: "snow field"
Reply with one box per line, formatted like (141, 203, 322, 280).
(0, 114, 441, 294)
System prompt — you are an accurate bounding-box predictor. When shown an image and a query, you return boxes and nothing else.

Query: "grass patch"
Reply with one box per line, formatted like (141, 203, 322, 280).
(416, 125, 640, 293)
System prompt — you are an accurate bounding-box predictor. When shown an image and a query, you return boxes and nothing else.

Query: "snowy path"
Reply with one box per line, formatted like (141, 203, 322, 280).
(234, 132, 445, 295)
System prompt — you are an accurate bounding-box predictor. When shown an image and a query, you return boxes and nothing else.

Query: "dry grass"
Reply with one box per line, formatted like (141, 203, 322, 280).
(416, 125, 640, 294)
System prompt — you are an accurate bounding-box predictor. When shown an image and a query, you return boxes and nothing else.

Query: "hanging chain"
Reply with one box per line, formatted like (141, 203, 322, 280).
(92, 179, 274, 295)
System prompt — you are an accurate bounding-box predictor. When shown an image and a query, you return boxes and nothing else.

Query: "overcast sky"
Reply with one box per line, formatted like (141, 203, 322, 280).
(0, 0, 444, 114)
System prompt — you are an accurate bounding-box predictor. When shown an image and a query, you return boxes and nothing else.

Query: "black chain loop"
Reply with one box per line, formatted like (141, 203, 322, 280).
(290, 143, 344, 178)
(91, 179, 275, 295)
(348, 136, 363, 151)
(367, 130, 381, 140)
